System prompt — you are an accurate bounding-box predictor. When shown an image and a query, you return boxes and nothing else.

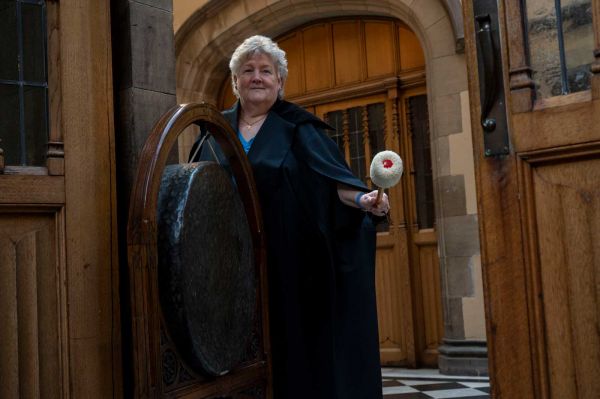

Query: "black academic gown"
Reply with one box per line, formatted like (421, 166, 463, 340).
(190, 100, 383, 399)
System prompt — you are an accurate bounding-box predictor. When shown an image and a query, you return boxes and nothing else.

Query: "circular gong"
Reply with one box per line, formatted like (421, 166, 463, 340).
(157, 161, 256, 376)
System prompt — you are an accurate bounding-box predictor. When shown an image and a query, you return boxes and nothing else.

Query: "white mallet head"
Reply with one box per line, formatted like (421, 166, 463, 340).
(370, 150, 403, 189)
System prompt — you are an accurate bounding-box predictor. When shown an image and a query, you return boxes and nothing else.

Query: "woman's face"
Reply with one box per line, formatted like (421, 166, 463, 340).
(234, 53, 281, 109)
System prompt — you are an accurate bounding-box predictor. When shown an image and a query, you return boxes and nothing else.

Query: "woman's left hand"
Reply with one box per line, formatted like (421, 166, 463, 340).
(359, 190, 390, 216)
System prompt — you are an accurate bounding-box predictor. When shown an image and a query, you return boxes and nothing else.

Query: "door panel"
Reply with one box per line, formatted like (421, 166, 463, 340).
(0, 210, 65, 399)
(411, 229, 443, 366)
(530, 157, 600, 398)
(464, 0, 600, 397)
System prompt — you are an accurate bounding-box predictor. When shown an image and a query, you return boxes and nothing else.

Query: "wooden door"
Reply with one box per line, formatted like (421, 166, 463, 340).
(464, 0, 600, 397)
(0, 1, 120, 397)
(400, 88, 444, 367)
(315, 91, 443, 367)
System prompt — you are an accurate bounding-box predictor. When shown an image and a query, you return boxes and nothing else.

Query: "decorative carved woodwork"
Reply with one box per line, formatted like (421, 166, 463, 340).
(390, 97, 398, 147)
(504, 0, 535, 113)
(361, 105, 372, 183)
(47, 1, 63, 176)
(127, 103, 271, 398)
(342, 109, 351, 161)
(288, 72, 425, 108)
(0, 209, 67, 399)
(47, 141, 64, 176)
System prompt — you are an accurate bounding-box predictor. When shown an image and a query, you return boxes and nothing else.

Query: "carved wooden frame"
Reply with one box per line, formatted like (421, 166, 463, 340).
(127, 103, 271, 398)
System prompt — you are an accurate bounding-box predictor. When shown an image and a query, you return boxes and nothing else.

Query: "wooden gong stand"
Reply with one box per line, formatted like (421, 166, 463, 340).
(127, 103, 271, 398)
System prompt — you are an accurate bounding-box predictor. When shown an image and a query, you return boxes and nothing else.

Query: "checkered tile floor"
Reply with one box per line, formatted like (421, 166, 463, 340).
(382, 368, 490, 398)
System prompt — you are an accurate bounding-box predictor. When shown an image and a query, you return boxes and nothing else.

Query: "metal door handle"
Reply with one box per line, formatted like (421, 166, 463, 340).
(476, 14, 497, 132)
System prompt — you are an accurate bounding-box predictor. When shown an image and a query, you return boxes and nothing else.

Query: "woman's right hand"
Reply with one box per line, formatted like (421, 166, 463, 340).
(359, 190, 389, 217)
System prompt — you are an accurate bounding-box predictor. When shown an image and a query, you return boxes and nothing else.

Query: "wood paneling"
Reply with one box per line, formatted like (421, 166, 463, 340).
(279, 32, 304, 96)
(521, 154, 600, 399)
(219, 19, 426, 109)
(512, 92, 598, 152)
(332, 21, 363, 85)
(398, 23, 426, 71)
(0, 211, 64, 399)
(364, 21, 396, 78)
(302, 24, 333, 92)
(376, 231, 414, 365)
(220, 78, 237, 110)
(47, 1, 64, 176)
(411, 230, 444, 366)
(0, 175, 65, 204)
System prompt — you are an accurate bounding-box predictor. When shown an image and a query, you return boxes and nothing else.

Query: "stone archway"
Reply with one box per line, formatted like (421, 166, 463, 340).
(176, 0, 461, 104)
(175, 0, 488, 375)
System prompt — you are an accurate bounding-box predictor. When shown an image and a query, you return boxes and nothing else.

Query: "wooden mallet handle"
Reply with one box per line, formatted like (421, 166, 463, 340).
(375, 187, 384, 205)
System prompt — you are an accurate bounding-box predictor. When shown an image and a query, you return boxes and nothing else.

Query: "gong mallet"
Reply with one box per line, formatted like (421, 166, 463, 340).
(370, 150, 404, 205)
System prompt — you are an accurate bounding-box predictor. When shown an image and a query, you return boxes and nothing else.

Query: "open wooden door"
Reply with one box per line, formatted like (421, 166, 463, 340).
(464, 0, 600, 397)
(0, 2, 120, 397)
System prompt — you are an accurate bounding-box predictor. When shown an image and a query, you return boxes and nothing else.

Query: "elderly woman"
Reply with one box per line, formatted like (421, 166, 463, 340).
(191, 35, 388, 399)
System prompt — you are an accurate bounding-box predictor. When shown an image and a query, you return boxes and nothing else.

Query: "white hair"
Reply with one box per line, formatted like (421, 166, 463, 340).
(229, 35, 288, 99)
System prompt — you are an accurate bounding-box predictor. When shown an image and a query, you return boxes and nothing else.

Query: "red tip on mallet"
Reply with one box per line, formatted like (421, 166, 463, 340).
(370, 151, 403, 204)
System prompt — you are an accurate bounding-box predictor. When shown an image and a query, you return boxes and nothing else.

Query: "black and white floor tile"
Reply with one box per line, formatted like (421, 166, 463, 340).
(381, 368, 490, 399)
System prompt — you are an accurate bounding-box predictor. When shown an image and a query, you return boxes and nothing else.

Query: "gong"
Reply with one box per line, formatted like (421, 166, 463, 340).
(127, 103, 271, 398)
(157, 161, 256, 376)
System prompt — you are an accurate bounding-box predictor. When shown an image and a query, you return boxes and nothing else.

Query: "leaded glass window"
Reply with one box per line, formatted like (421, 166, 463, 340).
(324, 102, 389, 231)
(526, 0, 593, 98)
(324, 103, 388, 184)
(0, 0, 48, 166)
(408, 95, 435, 230)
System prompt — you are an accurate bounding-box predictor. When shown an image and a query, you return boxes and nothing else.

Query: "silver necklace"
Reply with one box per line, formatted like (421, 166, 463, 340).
(240, 114, 267, 130)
